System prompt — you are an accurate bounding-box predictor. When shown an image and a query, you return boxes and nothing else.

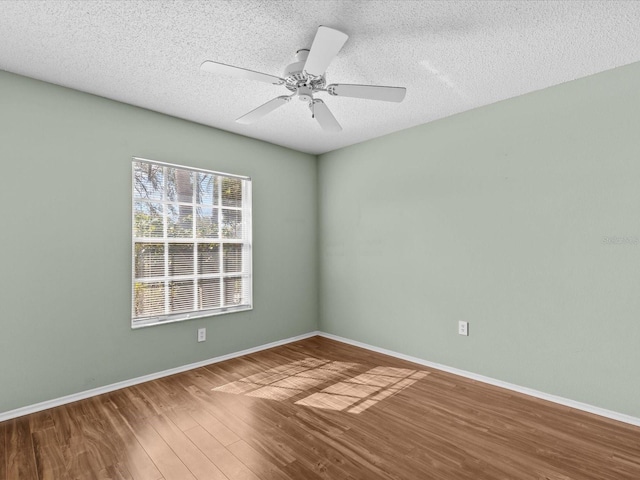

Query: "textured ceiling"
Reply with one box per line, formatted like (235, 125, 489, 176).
(1, 1, 639, 155)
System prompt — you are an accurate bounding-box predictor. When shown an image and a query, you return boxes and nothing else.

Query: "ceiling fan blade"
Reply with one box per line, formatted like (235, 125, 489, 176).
(201, 61, 284, 85)
(327, 84, 407, 102)
(311, 99, 342, 132)
(236, 96, 291, 124)
(303, 26, 349, 77)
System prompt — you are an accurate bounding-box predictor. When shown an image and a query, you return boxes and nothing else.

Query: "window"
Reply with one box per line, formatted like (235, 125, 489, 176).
(131, 158, 252, 328)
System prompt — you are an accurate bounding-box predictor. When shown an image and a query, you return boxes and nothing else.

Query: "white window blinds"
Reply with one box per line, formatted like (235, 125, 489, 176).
(131, 158, 252, 328)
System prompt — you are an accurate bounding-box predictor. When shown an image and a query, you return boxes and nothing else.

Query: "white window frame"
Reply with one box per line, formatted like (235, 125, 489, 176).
(131, 157, 252, 328)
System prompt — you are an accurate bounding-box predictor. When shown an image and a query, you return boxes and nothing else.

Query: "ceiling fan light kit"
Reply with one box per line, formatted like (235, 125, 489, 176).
(201, 25, 407, 132)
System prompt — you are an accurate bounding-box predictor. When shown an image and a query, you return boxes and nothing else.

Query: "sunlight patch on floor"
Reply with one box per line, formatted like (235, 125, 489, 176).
(212, 358, 429, 414)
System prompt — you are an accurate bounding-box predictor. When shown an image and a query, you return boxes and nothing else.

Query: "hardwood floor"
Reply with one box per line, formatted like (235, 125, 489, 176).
(2, 336, 640, 479)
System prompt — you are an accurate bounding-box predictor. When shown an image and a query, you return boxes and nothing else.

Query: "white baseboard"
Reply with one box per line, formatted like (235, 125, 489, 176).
(0, 331, 319, 422)
(317, 332, 640, 428)
(4, 330, 639, 429)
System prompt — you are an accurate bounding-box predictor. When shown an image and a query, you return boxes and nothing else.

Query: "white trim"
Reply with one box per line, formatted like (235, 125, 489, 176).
(317, 332, 640, 428)
(4, 330, 639, 429)
(0, 331, 319, 422)
(133, 156, 251, 181)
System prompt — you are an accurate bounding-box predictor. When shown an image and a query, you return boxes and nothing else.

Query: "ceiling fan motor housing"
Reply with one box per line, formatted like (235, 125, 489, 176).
(297, 85, 313, 101)
(283, 49, 326, 93)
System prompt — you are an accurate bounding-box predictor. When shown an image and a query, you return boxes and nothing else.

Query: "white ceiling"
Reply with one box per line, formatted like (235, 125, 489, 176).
(1, 1, 639, 155)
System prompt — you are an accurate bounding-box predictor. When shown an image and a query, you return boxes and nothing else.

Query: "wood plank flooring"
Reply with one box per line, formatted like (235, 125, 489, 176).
(2, 336, 640, 479)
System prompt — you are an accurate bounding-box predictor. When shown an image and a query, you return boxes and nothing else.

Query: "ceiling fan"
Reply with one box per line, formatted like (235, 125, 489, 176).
(200, 25, 406, 132)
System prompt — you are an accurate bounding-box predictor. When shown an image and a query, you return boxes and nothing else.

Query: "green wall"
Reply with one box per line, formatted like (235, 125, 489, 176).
(3, 60, 640, 420)
(0, 70, 317, 413)
(318, 61, 640, 418)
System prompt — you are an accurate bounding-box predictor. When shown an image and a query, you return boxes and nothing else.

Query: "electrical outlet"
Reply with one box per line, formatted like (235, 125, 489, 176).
(197, 327, 206, 342)
(458, 321, 469, 336)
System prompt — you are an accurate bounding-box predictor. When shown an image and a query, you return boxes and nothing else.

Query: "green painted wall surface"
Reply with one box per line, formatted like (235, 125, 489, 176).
(0, 71, 317, 413)
(318, 62, 640, 417)
(3, 60, 640, 419)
